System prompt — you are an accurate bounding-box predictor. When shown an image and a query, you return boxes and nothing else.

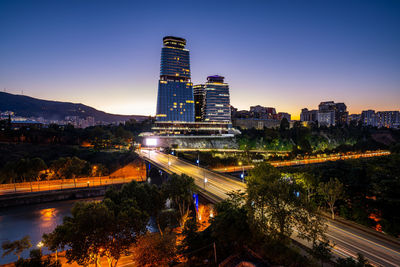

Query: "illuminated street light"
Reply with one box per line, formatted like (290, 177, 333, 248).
(238, 161, 244, 182)
(37, 241, 44, 252)
(204, 177, 208, 188)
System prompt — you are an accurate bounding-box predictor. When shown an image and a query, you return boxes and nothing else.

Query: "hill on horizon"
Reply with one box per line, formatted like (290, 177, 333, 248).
(0, 92, 150, 123)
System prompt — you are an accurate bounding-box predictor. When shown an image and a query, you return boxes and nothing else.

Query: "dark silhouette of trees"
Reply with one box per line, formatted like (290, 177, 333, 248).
(1, 236, 32, 261)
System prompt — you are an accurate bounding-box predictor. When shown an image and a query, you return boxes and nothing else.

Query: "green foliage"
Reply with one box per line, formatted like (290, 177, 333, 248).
(132, 233, 176, 266)
(280, 118, 290, 131)
(236, 124, 398, 153)
(246, 163, 326, 242)
(0, 158, 47, 183)
(0, 118, 153, 147)
(162, 174, 196, 227)
(179, 217, 214, 265)
(336, 253, 373, 267)
(14, 249, 61, 267)
(311, 241, 332, 266)
(211, 192, 250, 252)
(43, 199, 148, 267)
(50, 156, 87, 179)
(1, 235, 32, 260)
(284, 154, 400, 236)
(318, 178, 344, 220)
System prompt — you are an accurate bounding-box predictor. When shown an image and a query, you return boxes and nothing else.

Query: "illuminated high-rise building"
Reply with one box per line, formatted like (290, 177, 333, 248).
(156, 36, 194, 122)
(193, 84, 205, 122)
(203, 75, 231, 122)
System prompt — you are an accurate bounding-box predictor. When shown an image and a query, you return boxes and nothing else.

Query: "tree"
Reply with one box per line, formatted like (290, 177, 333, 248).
(336, 253, 372, 267)
(318, 178, 344, 220)
(28, 158, 47, 182)
(1, 235, 32, 260)
(311, 241, 332, 266)
(0, 161, 17, 184)
(292, 172, 318, 203)
(105, 181, 166, 234)
(14, 249, 61, 267)
(131, 232, 176, 266)
(247, 163, 326, 242)
(43, 200, 148, 267)
(280, 118, 290, 131)
(162, 174, 196, 228)
(211, 191, 250, 252)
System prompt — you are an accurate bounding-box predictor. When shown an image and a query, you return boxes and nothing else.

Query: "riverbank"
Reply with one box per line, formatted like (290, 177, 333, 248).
(0, 198, 102, 264)
(0, 183, 124, 208)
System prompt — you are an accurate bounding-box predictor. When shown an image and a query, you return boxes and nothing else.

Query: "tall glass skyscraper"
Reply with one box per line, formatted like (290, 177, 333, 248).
(203, 75, 231, 122)
(193, 84, 205, 121)
(156, 36, 194, 122)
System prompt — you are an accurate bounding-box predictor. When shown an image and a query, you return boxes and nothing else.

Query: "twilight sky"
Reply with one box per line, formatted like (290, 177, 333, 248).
(0, 0, 399, 120)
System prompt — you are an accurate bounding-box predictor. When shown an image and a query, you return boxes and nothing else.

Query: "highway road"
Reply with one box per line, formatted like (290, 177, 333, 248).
(213, 150, 391, 172)
(0, 177, 142, 195)
(140, 149, 400, 267)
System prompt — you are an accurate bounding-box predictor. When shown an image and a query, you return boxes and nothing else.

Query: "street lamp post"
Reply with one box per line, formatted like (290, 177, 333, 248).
(197, 153, 200, 168)
(238, 161, 244, 182)
(37, 241, 44, 253)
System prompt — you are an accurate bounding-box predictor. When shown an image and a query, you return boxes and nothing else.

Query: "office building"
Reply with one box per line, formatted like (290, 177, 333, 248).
(203, 75, 231, 122)
(317, 110, 335, 126)
(376, 111, 400, 128)
(301, 101, 348, 126)
(150, 37, 234, 137)
(361, 110, 377, 127)
(300, 108, 318, 122)
(155, 36, 194, 122)
(348, 114, 361, 124)
(277, 112, 291, 121)
(193, 84, 205, 122)
(250, 105, 277, 119)
(318, 101, 348, 126)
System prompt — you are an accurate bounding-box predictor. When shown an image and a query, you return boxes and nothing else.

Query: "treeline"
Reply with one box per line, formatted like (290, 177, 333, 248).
(237, 120, 400, 154)
(282, 154, 400, 237)
(42, 174, 194, 266)
(0, 118, 153, 148)
(0, 156, 108, 184)
(0, 144, 140, 183)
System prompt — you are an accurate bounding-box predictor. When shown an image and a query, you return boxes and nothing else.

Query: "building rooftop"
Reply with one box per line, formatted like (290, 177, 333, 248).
(207, 75, 225, 83)
(163, 36, 186, 49)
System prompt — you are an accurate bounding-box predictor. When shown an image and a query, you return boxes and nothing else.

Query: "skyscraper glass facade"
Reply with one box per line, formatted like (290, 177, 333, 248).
(156, 36, 194, 122)
(193, 84, 205, 122)
(203, 75, 231, 122)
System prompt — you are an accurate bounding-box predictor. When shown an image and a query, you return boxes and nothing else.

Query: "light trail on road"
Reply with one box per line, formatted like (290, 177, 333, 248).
(140, 149, 400, 267)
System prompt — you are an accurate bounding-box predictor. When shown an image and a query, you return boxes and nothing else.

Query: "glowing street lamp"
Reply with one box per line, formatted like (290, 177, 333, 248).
(238, 161, 244, 182)
(37, 241, 44, 252)
(204, 177, 208, 189)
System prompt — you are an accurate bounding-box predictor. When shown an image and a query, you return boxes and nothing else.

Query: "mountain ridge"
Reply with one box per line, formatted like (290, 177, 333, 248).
(0, 92, 150, 123)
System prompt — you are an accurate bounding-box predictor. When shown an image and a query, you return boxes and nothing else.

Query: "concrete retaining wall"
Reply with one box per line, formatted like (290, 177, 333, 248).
(0, 184, 124, 208)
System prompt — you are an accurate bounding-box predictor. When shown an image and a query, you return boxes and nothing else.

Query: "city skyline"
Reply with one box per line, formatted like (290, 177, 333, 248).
(1, 0, 399, 120)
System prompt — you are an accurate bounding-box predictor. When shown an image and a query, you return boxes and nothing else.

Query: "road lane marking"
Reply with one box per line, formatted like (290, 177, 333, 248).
(328, 223, 400, 256)
(326, 233, 398, 267)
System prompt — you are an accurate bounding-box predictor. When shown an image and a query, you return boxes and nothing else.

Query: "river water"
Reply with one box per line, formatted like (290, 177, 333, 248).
(0, 198, 100, 265)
